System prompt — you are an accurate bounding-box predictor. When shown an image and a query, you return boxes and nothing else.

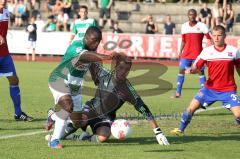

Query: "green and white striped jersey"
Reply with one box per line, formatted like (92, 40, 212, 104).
(72, 18, 97, 42)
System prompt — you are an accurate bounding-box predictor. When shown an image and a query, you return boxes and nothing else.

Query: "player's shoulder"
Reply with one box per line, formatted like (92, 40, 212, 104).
(225, 45, 239, 56)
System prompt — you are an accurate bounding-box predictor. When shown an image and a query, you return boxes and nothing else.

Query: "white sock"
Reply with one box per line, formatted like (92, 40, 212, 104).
(51, 109, 69, 141)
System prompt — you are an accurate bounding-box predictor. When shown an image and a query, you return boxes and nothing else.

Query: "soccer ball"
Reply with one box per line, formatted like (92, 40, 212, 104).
(27, 25, 34, 32)
(111, 119, 132, 140)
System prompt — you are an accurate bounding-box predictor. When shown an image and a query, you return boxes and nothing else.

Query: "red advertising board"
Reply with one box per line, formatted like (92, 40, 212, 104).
(97, 33, 240, 59)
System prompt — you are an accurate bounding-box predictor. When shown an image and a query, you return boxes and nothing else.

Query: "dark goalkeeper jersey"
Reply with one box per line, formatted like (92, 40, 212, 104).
(84, 63, 154, 121)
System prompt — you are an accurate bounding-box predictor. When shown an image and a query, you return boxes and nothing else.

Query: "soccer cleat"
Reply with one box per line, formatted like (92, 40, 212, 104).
(45, 108, 55, 131)
(171, 92, 181, 98)
(14, 112, 34, 122)
(170, 128, 184, 136)
(48, 139, 63, 149)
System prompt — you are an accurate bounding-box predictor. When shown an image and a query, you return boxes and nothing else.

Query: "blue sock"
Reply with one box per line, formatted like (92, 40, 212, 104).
(179, 111, 192, 132)
(10, 85, 22, 116)
(176, 74, 185, 94)
(199, 75, 206, 88)
(235, 118, 240, 125)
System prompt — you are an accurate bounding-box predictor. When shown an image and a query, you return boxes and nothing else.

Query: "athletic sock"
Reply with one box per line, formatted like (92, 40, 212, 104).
(10, 85, 22, 116)
(199, 75, 206, 88)
(51, 109, 69, 141)
(176, 74, 185, 95)
(179, 111, 192, 132)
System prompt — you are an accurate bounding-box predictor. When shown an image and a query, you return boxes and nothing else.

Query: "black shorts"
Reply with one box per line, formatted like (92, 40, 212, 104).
(99, 8, 111, 19)
(88, 117, 112, 134)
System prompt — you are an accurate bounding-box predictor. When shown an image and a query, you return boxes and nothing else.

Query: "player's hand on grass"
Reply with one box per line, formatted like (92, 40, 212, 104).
(0, 35, 5, 46)
(153, 127, 170, 145)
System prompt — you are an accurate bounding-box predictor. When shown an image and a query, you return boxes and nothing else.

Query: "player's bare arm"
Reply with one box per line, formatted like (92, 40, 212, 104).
(0, 35, 5, 46)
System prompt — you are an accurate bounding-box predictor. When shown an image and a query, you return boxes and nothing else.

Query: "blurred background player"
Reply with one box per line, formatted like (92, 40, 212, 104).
(172, 9, 212, 98)
(58, 54, 169, 145)
(98, 0, 113, 29)
(26, 16, 37, 62)
(0, 0, 33, 121)
(171, 25, 240, 135)
(69, 5, 97, 45)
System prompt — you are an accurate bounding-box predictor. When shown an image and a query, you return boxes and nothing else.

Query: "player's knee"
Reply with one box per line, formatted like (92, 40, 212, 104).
(7, 76, 19, 85)
(58, 96, 73, 113)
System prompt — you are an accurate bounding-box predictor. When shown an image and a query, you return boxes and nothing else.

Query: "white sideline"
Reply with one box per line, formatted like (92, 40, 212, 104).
(0, 106, 223, 140)
(0, 130, 49, 140)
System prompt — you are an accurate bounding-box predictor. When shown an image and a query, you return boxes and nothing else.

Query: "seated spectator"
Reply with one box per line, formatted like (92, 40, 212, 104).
(223, 3, 234, 32)
(112, 21, 123, 33)
(199, 2, 211, 28)
(62, 0, 72, 18)
(211, 0, 224, 29)
(15, 0, 27, 27)
(7, 0, 16, 27)
(46, 0, 56, 14)
(52, 0, 63, 16)
(43, 15, 57, 32)
(141, 15, 158, 34)
(163, 15, 176, 35)
(56, 9, 69, 32)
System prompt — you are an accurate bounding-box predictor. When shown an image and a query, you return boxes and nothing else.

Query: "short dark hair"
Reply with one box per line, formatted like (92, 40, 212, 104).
(85, 26, 102, 41)
(213, 25, 226, 34)
(80, 5, 88, 11)
(188, 9, 197, 15)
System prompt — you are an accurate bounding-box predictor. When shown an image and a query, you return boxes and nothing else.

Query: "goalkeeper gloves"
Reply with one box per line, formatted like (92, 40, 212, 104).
(153, 127, 170, 145)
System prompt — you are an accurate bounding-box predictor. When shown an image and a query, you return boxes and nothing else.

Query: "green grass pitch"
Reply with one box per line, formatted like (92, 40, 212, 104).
(0, 61, 239, 159)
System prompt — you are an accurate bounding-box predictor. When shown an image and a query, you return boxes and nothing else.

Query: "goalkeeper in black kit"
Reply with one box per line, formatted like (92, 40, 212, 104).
(50, 53, 170, 145)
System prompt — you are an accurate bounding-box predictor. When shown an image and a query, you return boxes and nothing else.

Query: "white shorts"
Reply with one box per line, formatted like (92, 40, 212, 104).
(49, 85, 69, 104)
(49, 85, 83, 111)
(27, 41, 36, 49)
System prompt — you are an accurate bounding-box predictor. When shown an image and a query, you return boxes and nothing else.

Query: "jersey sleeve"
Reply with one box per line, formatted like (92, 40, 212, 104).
(181, 24, 186, 43)
(125, 81, 154, 121)
(235, 50, 240, 69)
(193, 49, 206, 70)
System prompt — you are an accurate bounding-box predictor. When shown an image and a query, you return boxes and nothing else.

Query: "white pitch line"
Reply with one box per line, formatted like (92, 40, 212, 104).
(0, 130, 49, 140)
(0, 106, 224, 140)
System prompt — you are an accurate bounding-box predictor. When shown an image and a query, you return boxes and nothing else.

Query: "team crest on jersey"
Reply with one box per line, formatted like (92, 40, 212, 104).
(228, 52, 233, 57)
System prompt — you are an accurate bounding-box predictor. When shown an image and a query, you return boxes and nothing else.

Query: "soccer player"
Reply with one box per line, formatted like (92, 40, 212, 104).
(47, 26, 111, 148)
(0, 0, 33, 121)
(69, 5, 97, 45)
(172, 9, 212, 98)
(59, 54, 170, 145)
(171, 25, 240, 135)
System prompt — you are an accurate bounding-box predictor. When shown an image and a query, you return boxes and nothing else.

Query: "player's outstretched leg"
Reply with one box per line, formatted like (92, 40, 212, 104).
(171, 99, 200, 136)
(230, 105, 240, 127)
(7, 76, 33, 121)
